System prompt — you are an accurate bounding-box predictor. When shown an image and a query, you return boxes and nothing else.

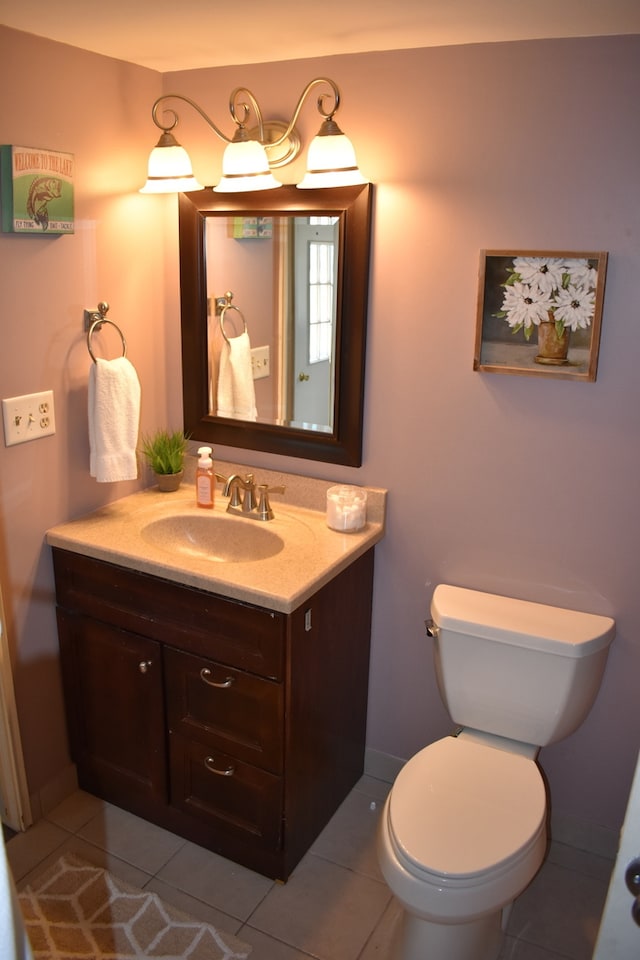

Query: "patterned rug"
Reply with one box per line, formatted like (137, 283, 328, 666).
(18, 853, 251, 959)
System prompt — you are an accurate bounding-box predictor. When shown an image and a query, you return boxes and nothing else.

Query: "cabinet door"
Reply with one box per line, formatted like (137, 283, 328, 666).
(57, 609, 167, 808)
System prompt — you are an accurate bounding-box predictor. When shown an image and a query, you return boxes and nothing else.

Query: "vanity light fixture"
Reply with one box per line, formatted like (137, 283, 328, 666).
(139, 77, 365, 194)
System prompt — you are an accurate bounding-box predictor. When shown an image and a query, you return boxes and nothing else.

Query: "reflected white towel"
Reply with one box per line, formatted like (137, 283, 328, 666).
(217, 331, 257, 421)
(88, 357, 141, 482)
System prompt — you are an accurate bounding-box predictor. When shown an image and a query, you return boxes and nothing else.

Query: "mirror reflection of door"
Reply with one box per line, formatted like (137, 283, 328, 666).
(182, 183, 372, 464)
(292, 217, 339, 428)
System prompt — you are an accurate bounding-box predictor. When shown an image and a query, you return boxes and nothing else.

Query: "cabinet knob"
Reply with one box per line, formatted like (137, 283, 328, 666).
(138, 660, 152, 674)
(624, 859, 640, 928)
(626, 858, 640, 897)
(200, 667, 234, 689)
(204, 756, 235, 777)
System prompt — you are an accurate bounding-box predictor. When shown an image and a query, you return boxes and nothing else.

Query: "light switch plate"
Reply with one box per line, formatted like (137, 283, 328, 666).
(251, 345, 270, 380)
(2, 390, 56, 446)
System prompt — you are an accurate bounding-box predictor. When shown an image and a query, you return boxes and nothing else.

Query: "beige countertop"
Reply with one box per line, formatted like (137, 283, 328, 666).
(46, 463, 387, 613)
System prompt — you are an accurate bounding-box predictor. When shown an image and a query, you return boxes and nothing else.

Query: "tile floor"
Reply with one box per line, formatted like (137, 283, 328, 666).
(7, 776, 613, 960)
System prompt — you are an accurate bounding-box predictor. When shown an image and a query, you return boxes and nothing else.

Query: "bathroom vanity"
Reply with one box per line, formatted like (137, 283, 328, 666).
(47, 470, 386, 880)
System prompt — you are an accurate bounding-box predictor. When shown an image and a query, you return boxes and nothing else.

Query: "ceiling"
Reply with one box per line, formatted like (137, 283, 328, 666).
(1, 0, 639, 72)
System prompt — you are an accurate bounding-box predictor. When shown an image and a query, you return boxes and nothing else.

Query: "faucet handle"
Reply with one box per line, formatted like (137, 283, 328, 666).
(256, 484, 286, 521)
(242, 474, 257, 512)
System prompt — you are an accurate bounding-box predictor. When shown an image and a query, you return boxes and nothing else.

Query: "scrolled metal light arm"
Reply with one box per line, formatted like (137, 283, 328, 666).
(150, 77, 342, 161)
(228, 87, 266, 142)
(151, 93, 235, 144)
(266, 77, 342, 150)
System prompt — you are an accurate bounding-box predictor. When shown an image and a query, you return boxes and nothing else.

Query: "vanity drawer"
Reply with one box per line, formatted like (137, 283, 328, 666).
(165, 647, 284, 773)
(52, 548, 285, 679)
(169, 732, 282, 849)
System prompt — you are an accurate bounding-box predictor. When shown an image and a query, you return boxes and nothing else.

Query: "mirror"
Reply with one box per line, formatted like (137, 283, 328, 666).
(179, 183, 372, 466)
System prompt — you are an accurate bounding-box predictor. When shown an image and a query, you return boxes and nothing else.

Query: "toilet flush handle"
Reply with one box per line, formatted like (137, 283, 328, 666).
(425, 619, 439, 638)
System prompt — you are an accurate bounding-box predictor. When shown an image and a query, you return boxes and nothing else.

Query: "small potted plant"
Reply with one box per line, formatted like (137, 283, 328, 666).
(141, 429, 188, 491)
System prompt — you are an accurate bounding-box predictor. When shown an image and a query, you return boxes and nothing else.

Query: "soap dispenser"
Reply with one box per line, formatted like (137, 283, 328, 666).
(196, 446, 214, 509)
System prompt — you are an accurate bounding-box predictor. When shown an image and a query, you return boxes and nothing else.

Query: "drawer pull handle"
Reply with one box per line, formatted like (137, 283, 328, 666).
(200, 668, 234, 688)
(204, 756, 235, 777)
(138, 660, 152, 674)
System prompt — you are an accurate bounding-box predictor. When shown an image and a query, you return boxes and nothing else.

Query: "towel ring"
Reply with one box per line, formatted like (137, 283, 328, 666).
(86, 302, 127, 363)
(218, 292, 247, 344)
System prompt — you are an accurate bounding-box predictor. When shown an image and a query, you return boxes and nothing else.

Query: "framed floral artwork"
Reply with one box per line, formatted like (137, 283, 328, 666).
(474, 250, 608, 381)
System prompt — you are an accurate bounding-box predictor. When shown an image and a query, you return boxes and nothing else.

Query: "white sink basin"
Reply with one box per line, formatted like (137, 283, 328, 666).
(140, 513, 285, 563)
(46, 476, 385, 611)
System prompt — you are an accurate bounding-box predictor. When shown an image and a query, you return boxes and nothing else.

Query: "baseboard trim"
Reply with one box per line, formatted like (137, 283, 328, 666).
(365, 747, 404, 785)
(28, 763, 78, 825)
(33, 753, 618, 862)
(549, 811, 617, 860)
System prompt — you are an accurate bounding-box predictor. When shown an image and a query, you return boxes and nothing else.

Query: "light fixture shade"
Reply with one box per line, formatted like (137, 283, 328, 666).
(297, 131, 365, 189)
(213, 139, 281, 193)
(139, 135, 203, 193)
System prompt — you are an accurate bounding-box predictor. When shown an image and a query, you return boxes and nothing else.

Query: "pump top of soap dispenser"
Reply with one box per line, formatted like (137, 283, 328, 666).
(197, 446, 212, 467)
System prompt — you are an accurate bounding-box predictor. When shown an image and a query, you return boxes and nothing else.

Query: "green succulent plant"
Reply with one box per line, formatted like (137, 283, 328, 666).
(141, 429, 188, 475)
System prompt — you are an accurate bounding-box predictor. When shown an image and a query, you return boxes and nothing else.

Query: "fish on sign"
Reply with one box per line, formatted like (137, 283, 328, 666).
(0, 145, 74, 234)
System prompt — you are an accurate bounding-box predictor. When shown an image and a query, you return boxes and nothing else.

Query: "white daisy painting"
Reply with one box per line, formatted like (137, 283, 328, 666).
(474, 250, 608, 381)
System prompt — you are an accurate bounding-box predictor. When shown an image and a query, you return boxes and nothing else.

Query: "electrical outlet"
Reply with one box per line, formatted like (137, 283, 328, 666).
(250, 345, 270, 380)
(2, 390, 56, 446)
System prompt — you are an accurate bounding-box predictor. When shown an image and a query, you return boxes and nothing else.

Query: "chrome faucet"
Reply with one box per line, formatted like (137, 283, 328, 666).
(221, 473, 257, 512)
(218, 472, 285, 520)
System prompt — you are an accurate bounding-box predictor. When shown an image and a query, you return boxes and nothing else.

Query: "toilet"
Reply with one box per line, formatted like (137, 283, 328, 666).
(377, 584, 615, 960)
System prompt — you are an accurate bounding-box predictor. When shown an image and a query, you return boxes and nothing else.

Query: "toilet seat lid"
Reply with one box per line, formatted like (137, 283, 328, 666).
(388, 736, 546, 880)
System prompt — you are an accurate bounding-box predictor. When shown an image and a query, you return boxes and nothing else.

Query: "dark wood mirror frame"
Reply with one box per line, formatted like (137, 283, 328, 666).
(179, 182, 373, 466)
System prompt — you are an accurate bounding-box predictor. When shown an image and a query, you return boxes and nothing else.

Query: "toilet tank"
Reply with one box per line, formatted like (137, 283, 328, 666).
(430, 584, 615, 747)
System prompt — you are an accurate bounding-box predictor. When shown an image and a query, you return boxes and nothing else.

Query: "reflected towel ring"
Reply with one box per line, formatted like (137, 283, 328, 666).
(87, 317, 127, 363)
(220, 303, 247, 344)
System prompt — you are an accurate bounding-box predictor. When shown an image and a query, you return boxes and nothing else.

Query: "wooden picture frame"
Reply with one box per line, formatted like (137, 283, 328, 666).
(474, 250, 608, 381)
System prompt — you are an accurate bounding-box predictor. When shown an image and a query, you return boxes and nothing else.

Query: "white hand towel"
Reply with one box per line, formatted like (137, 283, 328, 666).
(88, 357, 141, 482)
(217, 331, 257, 421)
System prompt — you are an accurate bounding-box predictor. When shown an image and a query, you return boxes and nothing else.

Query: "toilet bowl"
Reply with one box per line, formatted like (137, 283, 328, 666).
(377, 584, 615, 960)
(378, 734, 547, 960)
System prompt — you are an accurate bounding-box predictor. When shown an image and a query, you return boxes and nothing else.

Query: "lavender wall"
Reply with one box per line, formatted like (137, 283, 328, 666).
(0, 28, 169, 797)
(1, 26, 638, 835)
(166, 37, 640, 833)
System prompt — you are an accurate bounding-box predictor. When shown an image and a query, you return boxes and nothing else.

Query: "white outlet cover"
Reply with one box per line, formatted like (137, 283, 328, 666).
(2, 390, 56, 446)
(251, 345, 270, 381)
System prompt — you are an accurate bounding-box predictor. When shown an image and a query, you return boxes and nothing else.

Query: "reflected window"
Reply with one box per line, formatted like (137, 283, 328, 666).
(307, 216, 338, 365)
(309, 239, 335, 364)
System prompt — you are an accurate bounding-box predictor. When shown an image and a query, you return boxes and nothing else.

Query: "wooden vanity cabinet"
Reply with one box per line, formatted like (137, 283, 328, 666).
(52, 546, 374, 880)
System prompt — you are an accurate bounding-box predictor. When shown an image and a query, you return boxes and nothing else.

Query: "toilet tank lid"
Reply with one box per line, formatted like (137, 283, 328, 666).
(431, 585, 615, 657)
